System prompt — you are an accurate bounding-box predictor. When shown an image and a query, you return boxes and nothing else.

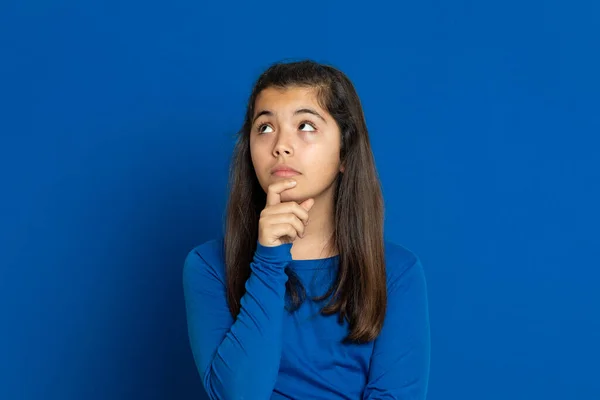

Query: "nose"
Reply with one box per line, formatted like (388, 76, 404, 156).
(272, 131, 294, 157)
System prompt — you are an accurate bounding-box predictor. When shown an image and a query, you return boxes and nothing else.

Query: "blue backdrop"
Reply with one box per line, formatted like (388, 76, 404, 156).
(1, 1, 599, 399)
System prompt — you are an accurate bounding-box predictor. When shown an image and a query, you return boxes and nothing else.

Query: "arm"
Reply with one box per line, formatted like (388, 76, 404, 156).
(362, 257, 431, 400)
(183, 242, 292, 400)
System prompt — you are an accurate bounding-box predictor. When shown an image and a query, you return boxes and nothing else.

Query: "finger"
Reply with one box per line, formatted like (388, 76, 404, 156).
(299, 198, 315, 213)
(266, 213, 305, 238)
(264, 201, 311, 225)
(271, 223, 299, 242)
(266, 179, 297, 207)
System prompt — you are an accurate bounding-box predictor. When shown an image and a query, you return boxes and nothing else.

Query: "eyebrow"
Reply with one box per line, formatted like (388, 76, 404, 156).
(252, 108, 327, 125)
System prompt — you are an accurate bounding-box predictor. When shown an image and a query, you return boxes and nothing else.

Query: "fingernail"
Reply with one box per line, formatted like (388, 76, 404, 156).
(289, 180, 297, 186)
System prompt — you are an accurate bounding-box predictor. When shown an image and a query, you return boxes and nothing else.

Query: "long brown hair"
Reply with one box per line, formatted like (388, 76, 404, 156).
(224, 59, 386, 343)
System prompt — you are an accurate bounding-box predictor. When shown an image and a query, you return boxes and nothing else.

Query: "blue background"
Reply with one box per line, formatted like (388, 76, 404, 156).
(1, 1, 599, 399)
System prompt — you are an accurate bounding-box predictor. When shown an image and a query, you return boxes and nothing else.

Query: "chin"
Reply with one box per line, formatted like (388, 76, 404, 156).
(279, 190, 301, 203)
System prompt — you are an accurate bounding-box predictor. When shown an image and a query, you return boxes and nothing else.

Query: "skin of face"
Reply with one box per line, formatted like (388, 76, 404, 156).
(249, 86, 344, 251)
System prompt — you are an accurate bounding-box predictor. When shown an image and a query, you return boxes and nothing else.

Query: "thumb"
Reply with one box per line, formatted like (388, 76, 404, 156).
(300, 198, 315, 211)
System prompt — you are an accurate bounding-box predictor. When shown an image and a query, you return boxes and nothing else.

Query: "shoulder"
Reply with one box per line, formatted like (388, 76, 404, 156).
(383, 239, 425, 292)
(183, 236, 227, 284)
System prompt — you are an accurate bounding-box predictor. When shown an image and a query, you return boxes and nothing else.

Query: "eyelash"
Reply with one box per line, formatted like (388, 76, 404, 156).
(256, 120, 317, 135)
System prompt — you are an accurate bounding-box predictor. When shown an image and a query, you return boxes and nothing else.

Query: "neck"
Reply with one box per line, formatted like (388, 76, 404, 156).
(290, 191, 337, 260)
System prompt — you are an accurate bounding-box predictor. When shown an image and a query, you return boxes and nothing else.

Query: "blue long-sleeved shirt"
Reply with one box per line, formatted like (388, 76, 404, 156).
(183, 238, 430, 399)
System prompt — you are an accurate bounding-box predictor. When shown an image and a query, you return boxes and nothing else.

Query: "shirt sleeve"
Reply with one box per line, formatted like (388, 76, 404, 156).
(182, 241, 293, 400)
(362, 256, 431, 400)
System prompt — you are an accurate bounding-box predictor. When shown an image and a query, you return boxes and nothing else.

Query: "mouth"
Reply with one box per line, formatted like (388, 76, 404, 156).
(270, 164, 301, 177)
(272, 170, 301, 177)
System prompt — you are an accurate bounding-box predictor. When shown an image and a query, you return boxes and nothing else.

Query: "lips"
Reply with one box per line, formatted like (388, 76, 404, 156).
(273, 170, 300, 177)
(270, 165, 301, 175)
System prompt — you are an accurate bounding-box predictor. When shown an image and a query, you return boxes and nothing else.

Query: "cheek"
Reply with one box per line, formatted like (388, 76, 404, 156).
(302, 151, 341, 185)
(250, 146, 271, 191)
(307, 145, 340, 169)
(250, 143, 265, 169)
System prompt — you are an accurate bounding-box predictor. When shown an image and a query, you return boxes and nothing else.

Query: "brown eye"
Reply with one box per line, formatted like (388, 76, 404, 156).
(258, 124, 273, 134)
(299, 122, 316, 132)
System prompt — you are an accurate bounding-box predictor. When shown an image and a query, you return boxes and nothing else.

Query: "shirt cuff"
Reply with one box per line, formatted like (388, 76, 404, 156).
(254, 240, 293, 264)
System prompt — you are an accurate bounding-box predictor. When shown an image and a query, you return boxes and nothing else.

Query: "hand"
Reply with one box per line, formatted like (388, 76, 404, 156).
(258, 179, 315, 247)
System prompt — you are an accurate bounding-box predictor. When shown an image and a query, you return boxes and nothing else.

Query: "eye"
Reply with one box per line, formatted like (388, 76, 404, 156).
(299, 121, 317, 132)
(257, 124, 273, 134)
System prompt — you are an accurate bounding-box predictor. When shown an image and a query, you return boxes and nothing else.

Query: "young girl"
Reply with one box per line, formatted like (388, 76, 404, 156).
(183, 60, 430, 399)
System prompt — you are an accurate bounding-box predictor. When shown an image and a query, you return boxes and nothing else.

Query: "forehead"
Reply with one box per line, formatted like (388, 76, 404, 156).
(254, 86, 324, 113)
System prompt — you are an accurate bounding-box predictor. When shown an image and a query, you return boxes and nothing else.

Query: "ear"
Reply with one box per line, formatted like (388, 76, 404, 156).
(339, 163, 345, 173)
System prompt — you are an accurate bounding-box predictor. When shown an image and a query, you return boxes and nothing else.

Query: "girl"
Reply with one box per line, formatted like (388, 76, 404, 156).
(183, 60, 430, 399)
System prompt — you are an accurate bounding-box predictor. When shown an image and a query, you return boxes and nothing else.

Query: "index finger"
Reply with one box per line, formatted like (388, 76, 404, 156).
(266, 179, 297, 206)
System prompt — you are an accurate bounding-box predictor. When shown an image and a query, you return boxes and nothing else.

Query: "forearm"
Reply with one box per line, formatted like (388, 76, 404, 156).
(202, 267, 288, 399)
(185, 243, 292, 400)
